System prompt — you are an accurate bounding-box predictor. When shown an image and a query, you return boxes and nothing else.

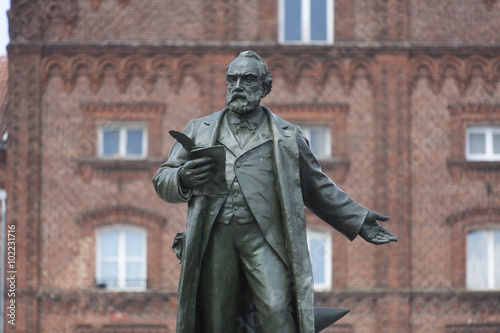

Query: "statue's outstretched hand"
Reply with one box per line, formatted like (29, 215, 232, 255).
(359, 211, 398, 245)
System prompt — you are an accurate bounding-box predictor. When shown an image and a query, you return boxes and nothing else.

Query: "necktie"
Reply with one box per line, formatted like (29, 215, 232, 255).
(235, 120, 258, 132)
(235, 120, 258, 145)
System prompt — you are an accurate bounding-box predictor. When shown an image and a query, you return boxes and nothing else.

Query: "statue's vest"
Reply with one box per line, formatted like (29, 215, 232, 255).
(213, 115, 288, 266)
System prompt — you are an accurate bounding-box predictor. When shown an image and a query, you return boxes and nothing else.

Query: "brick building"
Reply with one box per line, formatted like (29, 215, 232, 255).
(4, 0, 500, 332)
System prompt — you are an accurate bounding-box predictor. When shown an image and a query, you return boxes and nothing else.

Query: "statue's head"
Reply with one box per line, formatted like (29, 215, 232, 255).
(225, 50, 273, 116)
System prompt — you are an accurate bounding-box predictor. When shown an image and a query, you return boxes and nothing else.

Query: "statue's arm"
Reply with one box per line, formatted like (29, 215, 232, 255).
(296, 130, 369, 241)
(152, 121, 196, 203)
(297, 130, 397, 244)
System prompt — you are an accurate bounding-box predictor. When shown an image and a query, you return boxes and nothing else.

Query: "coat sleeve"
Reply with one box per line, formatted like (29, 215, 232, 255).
(297, 129, 369, 241)
(152, 120, 197, 203)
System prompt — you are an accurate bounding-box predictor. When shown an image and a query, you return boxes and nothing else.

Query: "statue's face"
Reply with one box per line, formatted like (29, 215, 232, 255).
(225, 57, 263, 116)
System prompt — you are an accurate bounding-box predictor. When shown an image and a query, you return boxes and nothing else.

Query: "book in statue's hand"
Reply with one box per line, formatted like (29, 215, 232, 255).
(169, 130, 228, 196)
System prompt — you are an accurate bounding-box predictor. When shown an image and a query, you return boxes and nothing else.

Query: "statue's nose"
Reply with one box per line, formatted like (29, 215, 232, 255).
(234, 77, 243, 89)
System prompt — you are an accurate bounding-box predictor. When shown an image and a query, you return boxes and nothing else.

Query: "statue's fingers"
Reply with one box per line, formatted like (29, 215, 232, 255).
(374, 212, 390, 221)
(371, 235, 390, 244)
(193, 177, 211, 186)
(185, 157, 214, 169)
(191, 164, 215, 175)
(193, 172, 211, 180)
(379, 228, 398, 242)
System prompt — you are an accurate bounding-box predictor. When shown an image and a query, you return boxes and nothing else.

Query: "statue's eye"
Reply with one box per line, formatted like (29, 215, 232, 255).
(244, 76, 256, 83)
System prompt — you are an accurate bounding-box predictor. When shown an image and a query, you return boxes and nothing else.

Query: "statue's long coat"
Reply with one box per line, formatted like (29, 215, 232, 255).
(153, 107, 369, 333)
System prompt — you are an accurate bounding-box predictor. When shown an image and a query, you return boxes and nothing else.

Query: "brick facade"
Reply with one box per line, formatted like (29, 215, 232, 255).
(4, 0, 500, 332)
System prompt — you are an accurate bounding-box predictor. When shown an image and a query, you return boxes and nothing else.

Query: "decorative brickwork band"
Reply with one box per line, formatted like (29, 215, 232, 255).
(41, 51, 377, 96)
(41, 53, 206, 94)
(410, 55, 500, 95)
(265, 54, 375, 94)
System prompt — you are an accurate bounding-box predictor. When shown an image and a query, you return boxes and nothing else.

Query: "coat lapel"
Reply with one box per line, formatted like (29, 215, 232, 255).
(216, 113, 241, 157)
(240, 118, 273, 153)
(193, 107, 229, 148)
(264, 106, 315, 333)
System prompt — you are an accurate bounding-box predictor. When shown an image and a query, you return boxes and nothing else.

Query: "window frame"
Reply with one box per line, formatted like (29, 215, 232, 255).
(301, 125, 332, 159)
(466, 126, 500, 162)
(466, 228, 500, 290)
(97, 123, 148, 159)
(306, 228, 332, 291)
(95, 225, 148, 291)
(278, 0, 334, 44)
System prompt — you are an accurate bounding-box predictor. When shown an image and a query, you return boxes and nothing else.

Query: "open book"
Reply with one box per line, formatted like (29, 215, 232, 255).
(190, 146, 227, 196)
(169, 130, 227, 196)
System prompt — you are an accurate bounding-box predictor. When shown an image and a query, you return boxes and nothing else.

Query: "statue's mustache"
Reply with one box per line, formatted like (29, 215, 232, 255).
(229, 93, 249, 102)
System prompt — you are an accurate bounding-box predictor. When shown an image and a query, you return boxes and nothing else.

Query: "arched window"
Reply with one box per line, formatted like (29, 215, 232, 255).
(307, 228, 332, 291)
(96, 225, 147, 290)
(467, 229, 500, 290)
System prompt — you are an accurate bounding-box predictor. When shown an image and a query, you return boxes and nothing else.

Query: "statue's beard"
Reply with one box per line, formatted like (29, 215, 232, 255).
(225, 91, 261, 116)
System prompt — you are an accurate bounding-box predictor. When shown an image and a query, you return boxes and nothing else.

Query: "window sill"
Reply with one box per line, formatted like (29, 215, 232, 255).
(317, 157, 350, 183)
(446, 158, 500, 181)
(279, 41, 334, 46)
(77, 157, 165, 182)
(94, 287, 147, 293)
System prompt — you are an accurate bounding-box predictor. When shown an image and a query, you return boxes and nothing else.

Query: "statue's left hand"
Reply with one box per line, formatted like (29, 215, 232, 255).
(359, 211, 398, 245)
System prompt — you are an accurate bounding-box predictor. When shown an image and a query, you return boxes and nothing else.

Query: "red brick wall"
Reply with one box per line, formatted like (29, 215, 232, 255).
(6, 0, 500, 332)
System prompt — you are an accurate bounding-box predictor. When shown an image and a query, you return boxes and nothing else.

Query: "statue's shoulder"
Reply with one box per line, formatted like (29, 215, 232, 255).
(188, 109, 226, 126)
(262, 106, 301, 133)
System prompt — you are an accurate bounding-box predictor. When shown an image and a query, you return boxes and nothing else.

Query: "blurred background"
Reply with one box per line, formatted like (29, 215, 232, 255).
(1, 1, 500, 332)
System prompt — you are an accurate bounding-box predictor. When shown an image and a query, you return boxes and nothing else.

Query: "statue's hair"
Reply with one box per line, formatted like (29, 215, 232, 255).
(227, 50, 273, 98)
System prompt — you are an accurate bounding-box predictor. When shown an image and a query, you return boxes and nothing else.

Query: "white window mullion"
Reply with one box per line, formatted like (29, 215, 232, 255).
(302, 0, 310, 42)
(487, 231, 495, 289)
(327, 0, 334, 43)
(142, 128, 148, 159)
(278, 0, 285, 43)
(485, 129, 491, 161)
(119, 128, 126, 158)
(118, 230, 126, 288)
(97, 128, 103, 157)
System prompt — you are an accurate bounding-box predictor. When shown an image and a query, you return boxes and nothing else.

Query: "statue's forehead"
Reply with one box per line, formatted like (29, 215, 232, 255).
(227, 57, 260, 77)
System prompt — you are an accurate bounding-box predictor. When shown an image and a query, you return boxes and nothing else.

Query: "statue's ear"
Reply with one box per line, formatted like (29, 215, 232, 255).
(260, 82, 272, 98)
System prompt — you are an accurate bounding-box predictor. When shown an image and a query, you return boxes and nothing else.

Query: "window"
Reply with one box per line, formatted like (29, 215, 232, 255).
(467, 229, 500, 290)
(98, 123, 147, 159)
(96, 226, 147, 290)
(279, 0, 334, 44)
(307, 229, 332, 291)
(301, 125, 331, 159)
(466, 126, 500, 161)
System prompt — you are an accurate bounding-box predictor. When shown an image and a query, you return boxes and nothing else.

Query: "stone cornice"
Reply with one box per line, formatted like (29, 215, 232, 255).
(9, 41, 500, 54)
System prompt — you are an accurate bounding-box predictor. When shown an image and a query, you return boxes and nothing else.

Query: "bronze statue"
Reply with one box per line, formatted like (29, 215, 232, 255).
(153, 50, 397, 333)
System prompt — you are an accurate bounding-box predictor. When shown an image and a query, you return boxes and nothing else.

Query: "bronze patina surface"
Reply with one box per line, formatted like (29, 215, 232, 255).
(153, 51, 397, 333)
